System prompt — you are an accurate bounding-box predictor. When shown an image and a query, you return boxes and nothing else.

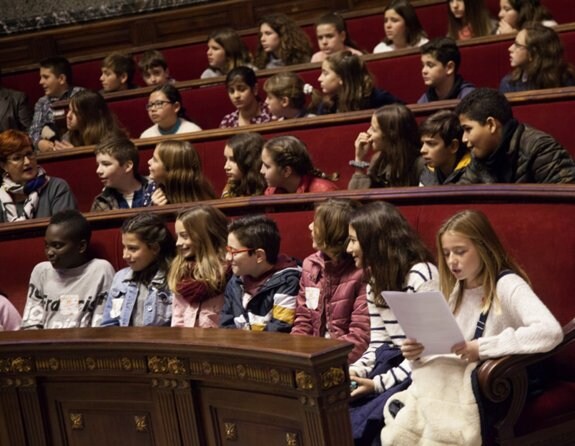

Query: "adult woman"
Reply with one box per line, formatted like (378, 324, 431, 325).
(0, 130, 76, 222)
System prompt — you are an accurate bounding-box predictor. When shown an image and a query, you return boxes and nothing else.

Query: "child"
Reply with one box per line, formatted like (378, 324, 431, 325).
(63, 89, 126, 148)
(254, 13, 312, 69)
(311, 12, 363, 63)
(315, 51, 400, 115)
(29, 56, 84, 153)
(500, 23, 575, 93)
(0, 292, 22, 331)
(346, 201, 438, 445)
(454, 88, 575, 184)
(261, 135, 339, 194)
(220, 214, 301, 332)
(138, 50, 175, 86)
(417, 37, 475, 103)
(101, 212, 174, 327)
(349, 104, 423, 189)
(141, 84, 202, 138)
(263, 72, 313, 120)
(169, 205, 230, 328)
(144, 140, 216, 206)
(384, 209, 563, 444)
(497, 0, 557, 35)
(91, 136, 149, 212)
(291, 199, 369, 363)
(219, 66, 274, 128)
(20, 209, 115, 329)
(100, 52, 136, 93)
(201, 28, 253, 79)
(419, 110, 470, 185)
(222, 132, 267, 198)
(373, 0, 428, 53)
(447, 0, 496, 40)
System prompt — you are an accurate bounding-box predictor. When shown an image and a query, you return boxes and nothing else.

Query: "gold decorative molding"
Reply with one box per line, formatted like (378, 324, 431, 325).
(321, 367, 344, 389)
(148, 356, 186, 375)
(0, 377, 35, 388)
(36, 356, 146, 373)
(295, 371, 314, 390)
(189, 361, 293, 387)
(0, 357, 33, 374)
(224, 422, 237, 441)
(70, 413, 84, 430)
(134, 415, 148, 432)
(286, 432, 298, 446)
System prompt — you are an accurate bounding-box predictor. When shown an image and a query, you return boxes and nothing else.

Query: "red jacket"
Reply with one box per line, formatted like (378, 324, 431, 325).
(291, 251, 369, 363)
(264, 174, 338, 195)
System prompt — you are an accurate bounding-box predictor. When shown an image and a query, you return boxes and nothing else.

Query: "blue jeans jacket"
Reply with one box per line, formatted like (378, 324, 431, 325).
(101, 267, 172, 327)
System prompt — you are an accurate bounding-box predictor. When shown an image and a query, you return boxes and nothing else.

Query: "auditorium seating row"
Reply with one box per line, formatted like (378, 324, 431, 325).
(1, 185, 574, 445)
(36, 88, 575, 213)
(3, 0, 574, 106)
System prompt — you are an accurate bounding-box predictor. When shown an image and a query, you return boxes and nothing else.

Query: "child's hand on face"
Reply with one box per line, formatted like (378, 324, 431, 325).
(401, 338, 425, 360)
(452, 340, 479, 362)
(354, 132, 372, 161)
(497, 19, 516, 35)
(350, 376, 375, 399)
(151, 187, 168, 206)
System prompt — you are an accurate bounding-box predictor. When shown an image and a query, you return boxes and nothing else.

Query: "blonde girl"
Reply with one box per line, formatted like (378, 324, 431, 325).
(315, 51, 399, 115)
(311, 12, 363, 62)
(373, 0, 428, 53)
(222, 132, 267, 198)
(145, 140, 216, 206)
(291, 198, 369, 364)
(447, 0, 496, 40)
(168, 205, 230, 327)
(101, 212, 175, 327)
(201, 28, 254, 79)
(254, 13, 313, 69)
(260, 135, 338, 194)
(263, 72, 312, 120)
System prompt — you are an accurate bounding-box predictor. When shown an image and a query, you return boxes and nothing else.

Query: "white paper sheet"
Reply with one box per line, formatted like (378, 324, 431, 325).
(381, 291, 465, 355)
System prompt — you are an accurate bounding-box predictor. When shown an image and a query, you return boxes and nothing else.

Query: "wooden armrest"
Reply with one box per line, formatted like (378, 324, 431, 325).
(478, 319, 575, 404)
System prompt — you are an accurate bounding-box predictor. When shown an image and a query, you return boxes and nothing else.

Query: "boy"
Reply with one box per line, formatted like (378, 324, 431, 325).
(29, 56, 84, 152)
(220, 215, 301, 332)
(20, 210, 115, 329)
(91, 137, 149, 212)
(138, 50, 175, 87)
(419, 110, 470, 185)
(417, 37, 475, 104)
(454, 88, 575, 184)
(100, 52, 136, 93)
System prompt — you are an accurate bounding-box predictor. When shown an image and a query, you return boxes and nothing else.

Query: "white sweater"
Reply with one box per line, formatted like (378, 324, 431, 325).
(452, 273, 563, 359)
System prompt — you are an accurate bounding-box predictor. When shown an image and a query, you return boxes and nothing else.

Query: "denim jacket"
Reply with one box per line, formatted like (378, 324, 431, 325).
(101, 267, 172, 327)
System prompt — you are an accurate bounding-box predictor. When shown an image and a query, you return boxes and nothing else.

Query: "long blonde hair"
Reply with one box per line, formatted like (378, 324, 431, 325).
(437, 210, 529, 313)
(167, 205, 229, 292)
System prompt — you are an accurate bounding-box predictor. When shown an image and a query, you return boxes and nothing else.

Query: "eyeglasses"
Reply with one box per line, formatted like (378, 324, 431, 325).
(6, 151, 36, 164)
(512, 41, 528, 50)
(145, 100, 172, 111)
(225, 246, 254, 258)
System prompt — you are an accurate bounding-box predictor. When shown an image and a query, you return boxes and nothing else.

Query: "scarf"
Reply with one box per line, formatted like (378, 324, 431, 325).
(0, 166, 50, 222)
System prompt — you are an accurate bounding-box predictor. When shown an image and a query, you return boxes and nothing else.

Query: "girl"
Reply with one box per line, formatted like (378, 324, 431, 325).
(101, 212, 175, 327)
(500, 23, 575, 93)
(222, 132, 267, 198)
(291, 199, 370, 364)
(314, 51, 400, 115)
(219, 66, 274, 128)
(254, 13, 313, 69)
(497, 0, 557, 35)
(168, 205, 230, 328)
(311, 12, 363, 63)
(373, 0, 429, 53)
(62, 89, 125, 148)
(260, 135, 339, 194)
(346, 201, 438, 445)
(263, 72, 313, 120)
(447, 0, 496, 41)
(144, 140, 216, 207)
(201, 28, 254, 79)
(141, 84, 202, 138)
(349, 104, 423, 189)
(389, 209, 563, 444)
